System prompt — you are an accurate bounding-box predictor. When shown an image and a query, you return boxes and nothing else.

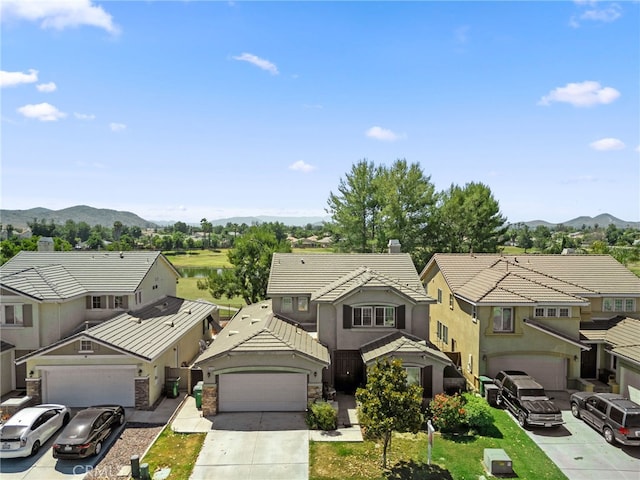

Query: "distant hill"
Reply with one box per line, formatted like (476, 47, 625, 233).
(207, 215, 331, 227)
(0, 206, 157, 229)
(517, 214, 639, 229)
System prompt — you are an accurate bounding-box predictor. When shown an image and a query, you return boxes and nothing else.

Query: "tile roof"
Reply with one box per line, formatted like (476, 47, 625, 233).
(605, 317, 640, 364)
(268, 253, 432, 303)
(423, 254, 640, 305)
(1, 340, 15, 352)
(194, 300, 330, 366)
(0, 251, 179, 300)
(580, 316, 624, 342)
(522, 318, 590, 350)
(17, 296, 217, 362)
(360, 331, 451, 364)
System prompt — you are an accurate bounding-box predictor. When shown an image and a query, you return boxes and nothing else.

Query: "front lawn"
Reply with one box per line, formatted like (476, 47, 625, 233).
(310, 408, 567, 480)
(141, 427, 206, 479)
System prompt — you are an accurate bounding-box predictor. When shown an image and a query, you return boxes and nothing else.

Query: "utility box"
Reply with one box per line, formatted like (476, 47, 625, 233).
(485, 384, 499, 406)
(478, 376, 493, 396)
(484, 449, 513, 475)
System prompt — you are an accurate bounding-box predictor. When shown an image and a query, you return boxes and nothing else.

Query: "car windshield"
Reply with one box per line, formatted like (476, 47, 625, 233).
(61, 419, 92, 438)
(626, 413, 640, 428)
(0, 426, 28, 439)
(520, 389, 547, 398)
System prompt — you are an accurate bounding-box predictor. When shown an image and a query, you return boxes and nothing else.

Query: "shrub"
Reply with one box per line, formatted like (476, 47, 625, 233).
(429, 393, 466, 432)
(462, 393, 494, 434)
(306, 401, 338, 431)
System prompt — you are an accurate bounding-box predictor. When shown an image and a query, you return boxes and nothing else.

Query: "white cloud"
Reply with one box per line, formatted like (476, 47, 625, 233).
(0, 69, 38, 87)
(233, 53, 279, 75)
(538, 81, 620, 107)
(289, 160, 316, 173)
(74, 112, 95, 120)
(570, 2, 622, 28)
(36, 81, 57, 92)
(109, 122, 126, 132)
(589, 137, 625, 151)
(17, 102, 66, 121)
(0, 0, 120, 34)
(365, 126, 405, 142)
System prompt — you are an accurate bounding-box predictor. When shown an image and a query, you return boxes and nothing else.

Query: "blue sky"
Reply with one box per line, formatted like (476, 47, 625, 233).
(2, 1, 639, 224)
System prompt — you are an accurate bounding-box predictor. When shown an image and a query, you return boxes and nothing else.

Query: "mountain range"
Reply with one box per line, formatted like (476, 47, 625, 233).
(0, 206, 638, 230)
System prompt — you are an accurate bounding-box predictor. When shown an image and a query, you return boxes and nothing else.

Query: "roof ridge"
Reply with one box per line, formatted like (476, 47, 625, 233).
(508, 269, 591, 301)
(504, 259, 599, 294)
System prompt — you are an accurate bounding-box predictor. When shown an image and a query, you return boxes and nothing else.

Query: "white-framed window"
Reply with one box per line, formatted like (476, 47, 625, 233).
(114, 295, 125, 309)
(559, 307, 570, 317)
(2, 305, 22, 325)
(282, 297, 293, 313)
(492, 307, 513, 333)
(405, 366, 421, 386)
(535, 306, 571, 317)
(471, 305, 477, 323)
(437, 289, 442, 304)
(297, 297, 309, 312)
(353, 306, 396, 327)
(449, 294, 454, 310)
(436, 320, 448, 344)
(534, 307, 545, 317)
(546, 307, 557, 317)
(80, 340, 93, 352)
(92, 296, 102, 309)
(603, 298, 636, 312)
(353, 307, 373, 326)
(437, 321, 442, 339)
(136, 291, 142, 305)
(375, 306, 395, 327)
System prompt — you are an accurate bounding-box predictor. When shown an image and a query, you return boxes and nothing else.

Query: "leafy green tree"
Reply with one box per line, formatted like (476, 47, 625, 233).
(533, 225, 552, 250)
(517, 225, 533, 252)
(77, 221, 91, 241)
(356, 358, 423, 468)
(198, 225, 291, 304)
(327, 159, 382, 253)
(113, 221, 123, 241)
(200, 218, 213, 249)
(434, 182, 507, 254)
(85, 232, 104, 250)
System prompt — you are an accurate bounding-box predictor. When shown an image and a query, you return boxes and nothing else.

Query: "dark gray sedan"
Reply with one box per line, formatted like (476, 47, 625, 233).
(52, 405, 125, 459)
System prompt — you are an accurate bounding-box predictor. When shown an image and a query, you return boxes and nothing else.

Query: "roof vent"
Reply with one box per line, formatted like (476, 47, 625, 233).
(388, 239, 401, 253)
(251, 319, 261, 324)
(164, 321, 175, 327)
(241, 314, 250, 319)
(228, 330, 239, 336)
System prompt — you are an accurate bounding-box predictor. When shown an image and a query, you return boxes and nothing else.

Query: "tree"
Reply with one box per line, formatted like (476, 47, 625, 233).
(517, 225, 533, 252)
(327, 159, 382, 253)
(113, 221, 123, 241)
(200, 218, 213, 249)
(356, 358, 423, 468)
(198, 225, 291, 304)
(434, 182, 507, 254)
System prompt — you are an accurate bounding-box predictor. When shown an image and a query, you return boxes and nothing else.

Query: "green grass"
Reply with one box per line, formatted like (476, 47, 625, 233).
(163, 249, 232, 269)
(141, 427, 206, 480)
(310, 408, 567, 480)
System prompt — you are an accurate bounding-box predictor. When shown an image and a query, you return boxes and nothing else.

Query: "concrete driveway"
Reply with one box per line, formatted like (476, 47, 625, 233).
(189, 412, 308, 480)
(518, 391, 640, 480)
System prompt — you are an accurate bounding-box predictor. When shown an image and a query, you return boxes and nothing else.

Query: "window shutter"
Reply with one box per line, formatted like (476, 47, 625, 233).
(86, 296, 92, 309)
(396, 305, 405, 329)
(101, 296, 107, 309)
(123, 296, 128, 309)
(343, 305, 352, 329)
(23, 305, 33, 327)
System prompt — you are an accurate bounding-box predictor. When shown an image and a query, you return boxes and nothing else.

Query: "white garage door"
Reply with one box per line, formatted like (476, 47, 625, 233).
(43, 366, 136, 407)
(620, 366, 640, 404)
(219, 373, 307, 412)
(488, 356, 567, 391)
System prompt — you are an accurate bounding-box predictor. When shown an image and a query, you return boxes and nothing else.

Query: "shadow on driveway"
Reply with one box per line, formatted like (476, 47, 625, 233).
(210, 411, 307, 431)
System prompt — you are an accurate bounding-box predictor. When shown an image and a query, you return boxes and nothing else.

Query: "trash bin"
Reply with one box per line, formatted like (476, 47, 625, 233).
(165, 377, 180, 399)
(193, 381, 203, 409)
(485, 384, 499, 407)
(478, 376, 493, 397)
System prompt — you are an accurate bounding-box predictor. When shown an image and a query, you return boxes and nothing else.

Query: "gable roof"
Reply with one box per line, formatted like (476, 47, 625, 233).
(0, 251, 179, 301)
(605, 317, 640, 365)
(360, 331, 451, 364)
(194, 300, 330, 366)
(423, 254, 640, 305)
(268, 253, 432, 303)
(16, 296, 217, 363)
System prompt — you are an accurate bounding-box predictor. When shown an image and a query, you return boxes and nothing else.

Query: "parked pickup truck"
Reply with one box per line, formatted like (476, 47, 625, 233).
(494, 370, 564, 428)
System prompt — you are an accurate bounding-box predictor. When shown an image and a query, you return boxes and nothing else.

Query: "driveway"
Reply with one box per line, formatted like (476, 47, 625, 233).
(189, 412, 308, 480)
(517, 391, 640, 480)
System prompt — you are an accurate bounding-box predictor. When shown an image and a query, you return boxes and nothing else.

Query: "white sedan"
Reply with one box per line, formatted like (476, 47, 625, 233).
(0, 404, 71, 458)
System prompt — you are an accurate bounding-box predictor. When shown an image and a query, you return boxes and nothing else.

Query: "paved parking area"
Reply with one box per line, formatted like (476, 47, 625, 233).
(515, 392, 640, 480)
(189, 412, 309, 480)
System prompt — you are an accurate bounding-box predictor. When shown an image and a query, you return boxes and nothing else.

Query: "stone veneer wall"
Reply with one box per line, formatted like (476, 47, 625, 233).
(307, 383, 322, 404)
(135, 377, 150, 410)
(25, 378, 41, 405)
(201, 384, 218, 416)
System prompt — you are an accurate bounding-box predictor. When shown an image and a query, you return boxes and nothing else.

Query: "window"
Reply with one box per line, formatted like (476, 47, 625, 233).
(437, 321, 442, 339)
(136, 291, 142, 305)
(405, 367, 421, 386)
(437, 289, 442, 304)
(92, 296, 102, 309)
(546, 307, 557, 317)
(559, 307, 569, 317)
(603, 298, 635, 312)
(114, 296, 125, 309)
(534, 307, 545, 317)
(493, 307, 513, 333)
(297, 297, 309, 312)
(353, 306, 396, 327)
(436, 320, 448, 344)
(3, 305, 18, 325)
(353, 307, 372, 326)
(375, 306, 395, 327)
(449, 294, 454, 310)
(80, 340, 93, 352)
(282, 297, 293, 313)
(535, 306, 571, 317)
(610, 407, 624, 425)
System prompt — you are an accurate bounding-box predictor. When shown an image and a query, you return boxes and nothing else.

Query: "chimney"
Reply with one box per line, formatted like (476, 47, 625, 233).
(387, 239, 401, 254)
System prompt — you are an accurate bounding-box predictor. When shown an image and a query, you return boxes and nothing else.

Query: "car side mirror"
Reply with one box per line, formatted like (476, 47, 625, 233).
(549, 397, 555, 400)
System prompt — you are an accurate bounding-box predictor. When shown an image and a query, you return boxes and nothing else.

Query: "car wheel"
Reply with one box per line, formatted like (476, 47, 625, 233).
(603, 427, 615, 445)
(518, 412, 528, 428)
(31, 440, 40, 456)
(496, 395, 503, 407)
(94, 441, 102, 456)
(119, 413, 125, 425)
(571, 403, 581, 419)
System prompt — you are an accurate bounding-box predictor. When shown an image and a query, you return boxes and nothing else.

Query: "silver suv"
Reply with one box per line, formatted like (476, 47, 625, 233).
(570, 392, 640, 446)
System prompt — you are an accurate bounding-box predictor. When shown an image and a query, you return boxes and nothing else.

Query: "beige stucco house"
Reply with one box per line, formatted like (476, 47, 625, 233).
(16, 296, 218, 409)
(420, 253, 640, 395)
(0, 250, 179, 397)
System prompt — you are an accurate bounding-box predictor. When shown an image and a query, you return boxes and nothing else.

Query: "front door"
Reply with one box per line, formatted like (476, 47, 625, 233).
(333, 350, 364, 394)
(581, 346, 597, 378)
